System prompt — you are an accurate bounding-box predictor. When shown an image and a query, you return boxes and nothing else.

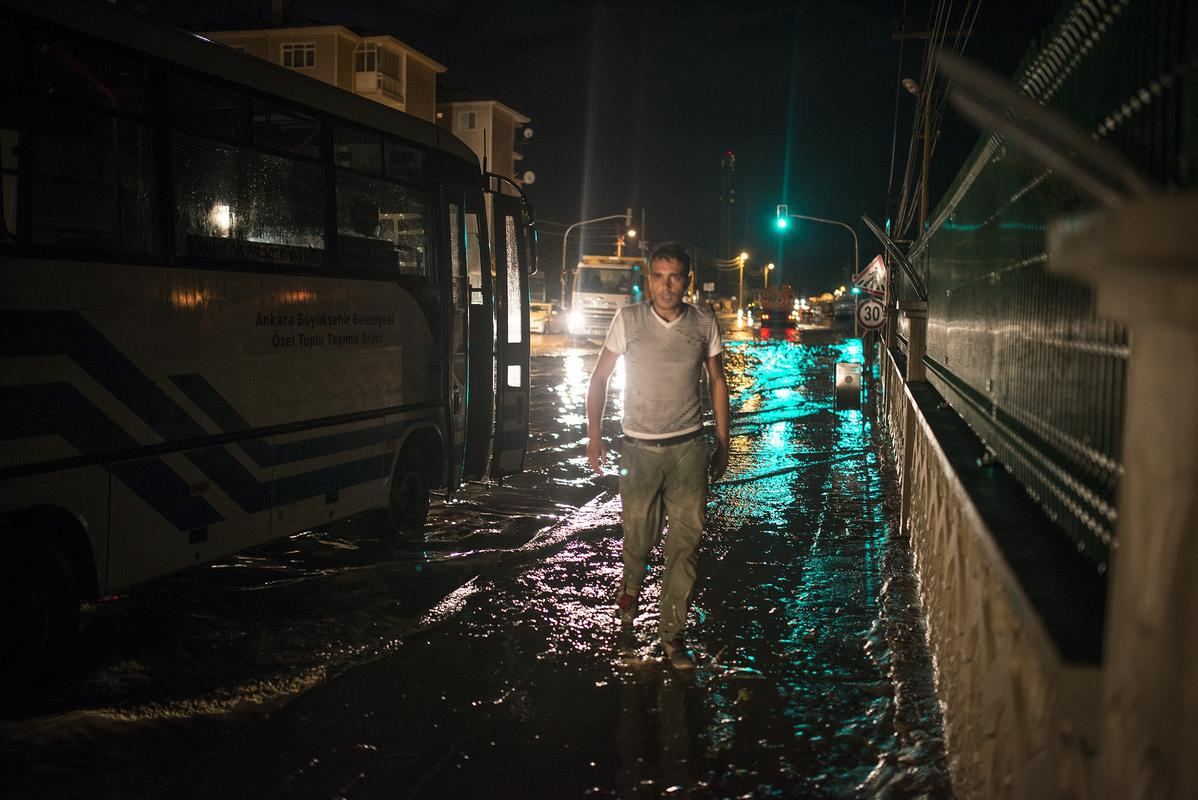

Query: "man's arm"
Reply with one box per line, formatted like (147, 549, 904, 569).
(706, 351, 731, 480)
(586, 347, 621, 475)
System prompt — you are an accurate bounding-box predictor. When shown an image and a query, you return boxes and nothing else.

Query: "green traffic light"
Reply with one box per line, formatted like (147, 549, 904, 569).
(776, 217, 789, 229)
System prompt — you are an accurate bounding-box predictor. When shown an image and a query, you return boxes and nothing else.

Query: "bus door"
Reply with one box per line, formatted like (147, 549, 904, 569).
(444, 196, 469, 489)
(459, 190, 494, 482)
(488, 192, 531, 478)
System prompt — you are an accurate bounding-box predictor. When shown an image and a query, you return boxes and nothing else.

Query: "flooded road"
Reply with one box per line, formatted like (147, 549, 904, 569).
(1, 325, 950, 798)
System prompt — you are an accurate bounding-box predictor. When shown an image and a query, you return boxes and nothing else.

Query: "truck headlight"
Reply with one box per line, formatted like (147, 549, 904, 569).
(568, 310, 585, 333)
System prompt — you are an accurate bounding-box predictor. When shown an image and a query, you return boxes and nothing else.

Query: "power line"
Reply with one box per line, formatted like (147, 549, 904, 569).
(886, 0, 911, 205)
(892, 0, 985, 240)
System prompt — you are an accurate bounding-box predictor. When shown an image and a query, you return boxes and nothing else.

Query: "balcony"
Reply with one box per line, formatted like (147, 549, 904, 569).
(354, 71, 404, 107)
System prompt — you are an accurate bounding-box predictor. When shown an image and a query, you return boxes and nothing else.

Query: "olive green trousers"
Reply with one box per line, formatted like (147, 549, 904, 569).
(618, 435, 709, 642)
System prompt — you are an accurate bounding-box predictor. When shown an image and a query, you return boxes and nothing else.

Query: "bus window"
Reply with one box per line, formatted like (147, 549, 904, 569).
(448, 201, 463, 306)
(334, 124, 383, 174)
(30, 103, 158, 254)
(335, 172, 428, 277)
(17, 33, 157, 254)
(504, 215, 523, 346)
(170, 77, 249, 143)
(172, 78, 321, 161)
(465, 211, 484, 303)
(0, 22, 24, 85)
(0, 28, 19, 239)
(33, 37, 147, 115)
(252, 99, 320, 158)
(172, 133, 325, 268)
(1, 128, 17, 240)
(385, 139, 425, 183)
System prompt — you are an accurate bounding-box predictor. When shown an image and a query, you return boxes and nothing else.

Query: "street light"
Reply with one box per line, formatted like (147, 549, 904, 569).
(560, 208, 635, 307)
(774, 209, 859, 277)
(737, 251, 749, 311)
(763, 262, 775, 290)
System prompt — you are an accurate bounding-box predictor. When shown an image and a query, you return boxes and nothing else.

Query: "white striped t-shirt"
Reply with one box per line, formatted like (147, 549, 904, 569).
(601, 302, 722, 439)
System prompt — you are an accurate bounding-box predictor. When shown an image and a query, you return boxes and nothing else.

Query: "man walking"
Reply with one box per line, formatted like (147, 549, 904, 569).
(585, 242, 730, 669)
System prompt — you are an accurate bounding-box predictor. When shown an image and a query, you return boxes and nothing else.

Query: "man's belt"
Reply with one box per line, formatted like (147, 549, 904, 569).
(623, 429, 705, 447)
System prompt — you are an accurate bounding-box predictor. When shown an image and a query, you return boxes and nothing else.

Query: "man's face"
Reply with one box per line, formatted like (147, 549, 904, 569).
(649, 257, 689, 313)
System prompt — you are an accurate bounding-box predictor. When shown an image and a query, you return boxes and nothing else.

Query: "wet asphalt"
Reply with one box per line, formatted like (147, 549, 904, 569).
(1, 323, 951, 799)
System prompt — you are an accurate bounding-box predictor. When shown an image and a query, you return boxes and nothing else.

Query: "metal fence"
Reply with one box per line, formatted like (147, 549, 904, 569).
(898, 0, 1196, 572)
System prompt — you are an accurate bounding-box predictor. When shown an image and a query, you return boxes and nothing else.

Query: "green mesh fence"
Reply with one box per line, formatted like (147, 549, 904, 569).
(898, 0, 1196, 572)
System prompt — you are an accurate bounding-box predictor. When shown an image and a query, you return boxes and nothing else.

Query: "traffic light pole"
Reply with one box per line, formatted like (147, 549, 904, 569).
(559, 209, 634, 308)
(738, 254, 745, 311)
(783, 213, 859, 275)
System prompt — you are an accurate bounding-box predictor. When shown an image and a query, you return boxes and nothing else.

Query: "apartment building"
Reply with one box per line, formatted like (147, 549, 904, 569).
(202, 24, 446, 123)
(436, 87, 532, 190)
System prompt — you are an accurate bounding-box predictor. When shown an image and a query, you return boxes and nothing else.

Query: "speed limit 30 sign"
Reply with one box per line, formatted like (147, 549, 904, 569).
(855, 298, 886, 330)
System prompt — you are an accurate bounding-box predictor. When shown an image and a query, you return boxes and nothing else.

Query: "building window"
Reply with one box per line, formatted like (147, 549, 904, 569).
(354, 43, 377, 72)
(280, 43, 315, 69)
(459, 111, 476, 131)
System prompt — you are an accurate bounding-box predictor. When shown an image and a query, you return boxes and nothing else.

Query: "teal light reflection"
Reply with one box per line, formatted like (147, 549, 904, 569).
(837, 338, 864, 363)
(698, 331, 920, 793)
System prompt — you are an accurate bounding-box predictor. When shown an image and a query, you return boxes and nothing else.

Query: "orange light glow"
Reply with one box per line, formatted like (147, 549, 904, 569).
(170, 289, 211, 309)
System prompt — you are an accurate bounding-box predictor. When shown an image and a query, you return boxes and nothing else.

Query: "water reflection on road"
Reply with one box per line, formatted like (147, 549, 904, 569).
(1, 327, 950, 799)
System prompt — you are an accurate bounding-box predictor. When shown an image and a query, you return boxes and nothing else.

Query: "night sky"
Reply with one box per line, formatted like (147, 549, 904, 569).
(153, 0, 1058, 295)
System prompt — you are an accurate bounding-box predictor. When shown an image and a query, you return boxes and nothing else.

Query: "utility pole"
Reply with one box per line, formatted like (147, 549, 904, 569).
(719, 151, 736, 259)
(893, 26, 968, 233)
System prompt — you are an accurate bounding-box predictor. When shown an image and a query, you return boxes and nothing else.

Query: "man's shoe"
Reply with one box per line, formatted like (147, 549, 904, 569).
(614, 585, 638, 624)
(662, 639, 695, 670)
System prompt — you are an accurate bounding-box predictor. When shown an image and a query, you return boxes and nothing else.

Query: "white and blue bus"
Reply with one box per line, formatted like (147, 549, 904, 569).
(0, 0, 533, 689)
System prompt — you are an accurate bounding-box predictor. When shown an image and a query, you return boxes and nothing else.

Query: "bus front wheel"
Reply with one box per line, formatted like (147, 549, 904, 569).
(384, 469, 430, 534)
(0, 536, 78, 695)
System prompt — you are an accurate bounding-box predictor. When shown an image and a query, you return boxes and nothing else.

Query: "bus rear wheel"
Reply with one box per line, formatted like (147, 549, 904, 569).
(1, 536, 78, 695)
(384, 469, 430, 534)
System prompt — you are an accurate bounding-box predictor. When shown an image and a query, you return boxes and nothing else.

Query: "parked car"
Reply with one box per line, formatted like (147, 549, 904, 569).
(529, 301, 562, 334)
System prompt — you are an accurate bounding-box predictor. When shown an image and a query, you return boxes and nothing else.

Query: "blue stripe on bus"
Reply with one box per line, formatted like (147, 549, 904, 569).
(273, 453, 395, 506)
(1, 383, 138, 453)
(109, 459, 226, 531)
(0, 383, 224, 531)
(171, 373, 408, 466)
(185, 445, 273, 513)
(186, 445, 394, 512)
(168, 373, 272, 466)
(4, 311, 418, 529)
(168, 374, 253, 432)
(3, 311, 208, 441)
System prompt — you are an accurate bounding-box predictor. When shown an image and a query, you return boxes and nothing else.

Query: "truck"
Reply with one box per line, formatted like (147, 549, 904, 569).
(759, 284, 797, 327)
(567, 255, 646, 337)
